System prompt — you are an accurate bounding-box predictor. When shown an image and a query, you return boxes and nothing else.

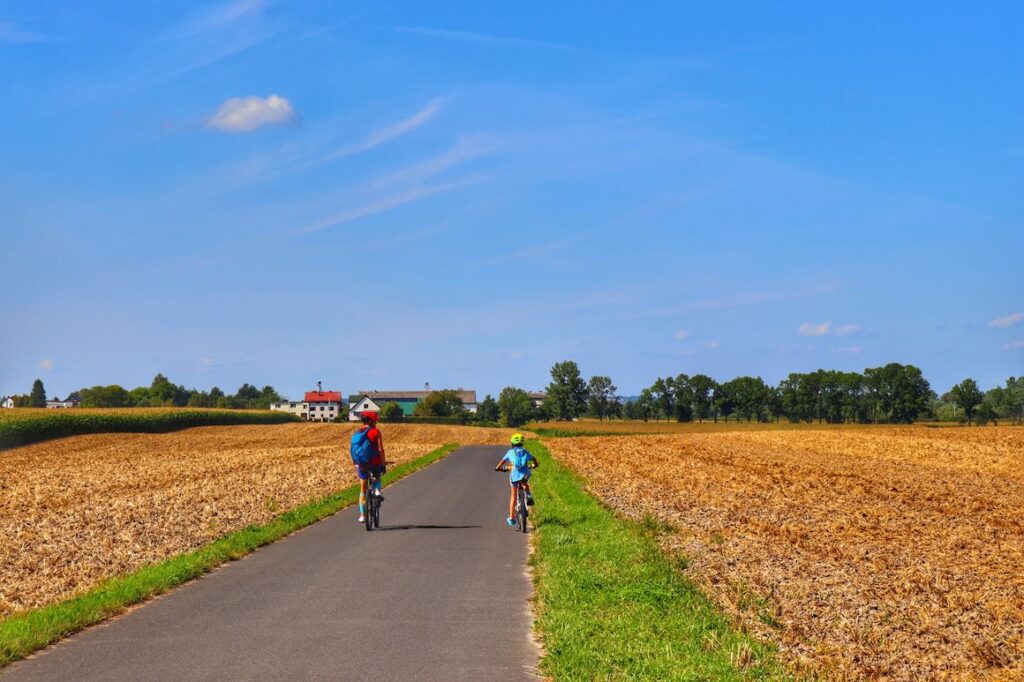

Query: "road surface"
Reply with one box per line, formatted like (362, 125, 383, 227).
(4, 445, 539, 681)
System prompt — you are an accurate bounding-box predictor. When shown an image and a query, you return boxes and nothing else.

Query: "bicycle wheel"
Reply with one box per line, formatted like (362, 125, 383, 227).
(518, 487, 528, 533)
(364, 488, 374, 532)
(372, 490, 381, 528)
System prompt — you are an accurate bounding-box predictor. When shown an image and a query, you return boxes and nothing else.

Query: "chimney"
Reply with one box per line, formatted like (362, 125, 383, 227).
(317, 380, 322, 394)
(425, 382, 430, 392)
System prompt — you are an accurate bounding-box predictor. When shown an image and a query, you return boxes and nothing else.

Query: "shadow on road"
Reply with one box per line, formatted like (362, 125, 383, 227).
(374, 524, 482, 531)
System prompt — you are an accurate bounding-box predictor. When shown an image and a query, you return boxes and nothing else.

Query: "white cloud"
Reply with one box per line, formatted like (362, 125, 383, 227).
(1004, 340, 1024, 351)
(206, 94, 297, 133)
(200, 356, 215, 365)
(673, 330, 694, 340)
(182, 0, 266, 36)
(797, 321, 832, 337)
(834, 323, 860, 336)
(706, 340, 721, 350)
(38, 359, 54, 371)
(835, 345, 863, 354)
(987, 312, 1024, 329)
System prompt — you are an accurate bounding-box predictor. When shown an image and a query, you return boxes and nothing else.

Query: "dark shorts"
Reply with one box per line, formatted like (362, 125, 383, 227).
(355, 463, 384, 481)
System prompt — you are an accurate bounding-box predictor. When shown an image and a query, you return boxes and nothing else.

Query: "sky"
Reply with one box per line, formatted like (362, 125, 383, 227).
(1, 1, 1022, 400)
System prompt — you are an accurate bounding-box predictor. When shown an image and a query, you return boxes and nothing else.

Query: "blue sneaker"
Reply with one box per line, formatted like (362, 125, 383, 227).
(506, 517, 516, 526)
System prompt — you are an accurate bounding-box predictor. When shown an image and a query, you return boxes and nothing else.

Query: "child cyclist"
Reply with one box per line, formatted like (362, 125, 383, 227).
(350, 411, 387, 524)
(494, 433, 538, 526)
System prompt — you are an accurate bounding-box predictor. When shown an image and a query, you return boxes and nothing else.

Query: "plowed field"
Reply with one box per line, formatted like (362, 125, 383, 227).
(547, 427, 1024, 680)
(1, 423, 517, 617)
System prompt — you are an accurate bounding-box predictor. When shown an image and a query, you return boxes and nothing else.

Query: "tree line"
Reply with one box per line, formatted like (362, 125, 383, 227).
(5, 375, 284, 410)
(491, 361, 1024, 427)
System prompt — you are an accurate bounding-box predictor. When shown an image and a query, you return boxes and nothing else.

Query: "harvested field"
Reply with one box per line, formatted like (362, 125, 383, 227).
(527, 418, 948, 434)
(1, 423, 517, 617)
(546, 426, 1024, 680)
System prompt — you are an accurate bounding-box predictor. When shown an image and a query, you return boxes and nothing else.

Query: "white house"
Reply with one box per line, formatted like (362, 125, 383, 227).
(45, 396, 79, 409)
(1, 396, 14, 409)
(528, 392, 548, 407)
(271, 385, 343, 422)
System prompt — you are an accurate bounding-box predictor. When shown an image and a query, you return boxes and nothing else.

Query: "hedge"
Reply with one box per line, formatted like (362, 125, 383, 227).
(0, 410, 300, 450)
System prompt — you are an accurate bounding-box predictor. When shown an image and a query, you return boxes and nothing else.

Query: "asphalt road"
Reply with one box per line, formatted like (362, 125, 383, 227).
(4, 445, 539, 681)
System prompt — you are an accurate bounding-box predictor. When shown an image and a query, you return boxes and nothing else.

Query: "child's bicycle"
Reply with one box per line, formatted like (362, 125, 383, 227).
(496, 463, 535, 533)
(363, 470, 381, 531)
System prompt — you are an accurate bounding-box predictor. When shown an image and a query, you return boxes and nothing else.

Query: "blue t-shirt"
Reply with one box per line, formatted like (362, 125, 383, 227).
(502, 446, 536, 483)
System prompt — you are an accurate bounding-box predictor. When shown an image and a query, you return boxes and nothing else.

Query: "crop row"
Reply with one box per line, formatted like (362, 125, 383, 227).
(0, 409, 299, 449)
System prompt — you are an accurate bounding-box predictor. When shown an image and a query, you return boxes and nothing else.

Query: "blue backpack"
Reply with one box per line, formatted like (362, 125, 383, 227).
(350, 428, 378, 465)
(511, 446, 531, 471)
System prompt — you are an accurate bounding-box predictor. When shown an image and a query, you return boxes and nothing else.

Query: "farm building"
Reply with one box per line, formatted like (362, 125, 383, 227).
(0, 396, 14, 409)
(46, 396, 79, 409)
(270, 384, 343, 422)
(527, 392, 547, 407)
(348, 389, 478, 421)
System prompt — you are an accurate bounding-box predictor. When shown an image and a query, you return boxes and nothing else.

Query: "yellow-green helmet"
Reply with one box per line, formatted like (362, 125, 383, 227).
(510, 433, 525, 446)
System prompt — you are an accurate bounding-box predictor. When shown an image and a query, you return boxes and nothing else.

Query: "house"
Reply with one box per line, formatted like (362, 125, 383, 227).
(270, 400, 308, 419)
(527, 392, 548, 407)
(270, 383, 343, 422)
(304, 389, 343, 422)
(45, 396, 79, 409)
(348, 389, 478, 421)
(0, 396, 14, 409)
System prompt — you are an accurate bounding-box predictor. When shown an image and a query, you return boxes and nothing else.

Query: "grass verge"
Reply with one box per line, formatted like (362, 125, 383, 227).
(0, 442, 459, 666)
(528, 439, 786, 680)
(528, 426, 639, 438)
(0, 409, 300, 450)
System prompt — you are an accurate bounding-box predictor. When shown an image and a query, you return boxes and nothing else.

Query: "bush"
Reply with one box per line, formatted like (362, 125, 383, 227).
(0, 410, 299, 450)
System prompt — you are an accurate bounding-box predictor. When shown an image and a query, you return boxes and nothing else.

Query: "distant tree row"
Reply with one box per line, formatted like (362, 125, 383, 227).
(6, 375, 283, 410)
(491, 361, 1024, 427)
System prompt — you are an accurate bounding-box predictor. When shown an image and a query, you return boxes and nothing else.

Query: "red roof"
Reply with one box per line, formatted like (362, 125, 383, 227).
(304, 391, 342, 403)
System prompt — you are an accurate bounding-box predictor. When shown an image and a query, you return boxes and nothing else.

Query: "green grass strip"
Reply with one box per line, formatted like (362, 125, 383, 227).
(0, 442, 459, 666)
(529, 427, 640, 438)
(528, 439, 787, 681)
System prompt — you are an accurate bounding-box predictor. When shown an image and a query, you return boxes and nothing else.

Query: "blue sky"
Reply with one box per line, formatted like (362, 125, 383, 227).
(2, 1, 1022, 400)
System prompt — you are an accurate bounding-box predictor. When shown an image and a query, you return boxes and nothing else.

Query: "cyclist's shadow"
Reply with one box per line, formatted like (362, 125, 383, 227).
(374, 524, 482, 531)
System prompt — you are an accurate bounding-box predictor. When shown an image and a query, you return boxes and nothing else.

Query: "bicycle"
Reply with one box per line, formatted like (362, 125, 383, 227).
(497, 463, 535, 533)
(363, 470, 381, 531)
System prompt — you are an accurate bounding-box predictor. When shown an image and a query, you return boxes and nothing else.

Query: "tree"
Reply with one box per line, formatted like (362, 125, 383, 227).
(10, 394, 31, 407)
(586, 376, 617, 420)
(975, 397, 999, 426)
(950, 378, 984, 425)
(1001, 377, 1024, 424)
(78, 385, 129, 408)
(723, 376, 769, 422)
(649, 377, 674, 421)
(546, 361, 589, 420)
(29, 379, 46, 408)
(688, 374, 717, 422)
(149, 374, 178, 406)
(380, 401, 404, 421)
(864, 363, 931, 424)
(712, 383, 735, 422)
(634, 389, 656, 421)
(476, 395, 500, 422)
(498, 387, 534, 427)
(672, 374, 694, 421)
(413, 389, 464, 417)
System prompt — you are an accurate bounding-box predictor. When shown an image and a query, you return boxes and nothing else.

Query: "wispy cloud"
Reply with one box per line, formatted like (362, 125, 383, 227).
(395, 25, 580, 53)
(1004, 340, 1024, 351)
(797, 321, 832, 337)
(987, 312, 1024, 329)
(178, 0, 267, 37)
(206, 94, 298, 133)
(38, 358, 54, 371)
(0, 21, 60, 44)
(292, 176, 483, 235)
(673, 330, 694, 340)
(797, 321, 859, 337)
(834, 345, 863, 354)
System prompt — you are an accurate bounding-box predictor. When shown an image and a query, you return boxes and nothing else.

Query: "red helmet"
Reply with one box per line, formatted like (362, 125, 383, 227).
(361, 411, 379, 423)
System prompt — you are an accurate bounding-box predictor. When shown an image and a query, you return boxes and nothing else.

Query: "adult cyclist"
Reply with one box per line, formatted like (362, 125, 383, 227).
(352, 411, 387, 524)
(494, 433, 538, 526)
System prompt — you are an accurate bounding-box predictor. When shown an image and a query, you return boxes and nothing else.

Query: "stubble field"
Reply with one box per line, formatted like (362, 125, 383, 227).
(1, 422, 517, 617)
(546, 426, 1024, 680)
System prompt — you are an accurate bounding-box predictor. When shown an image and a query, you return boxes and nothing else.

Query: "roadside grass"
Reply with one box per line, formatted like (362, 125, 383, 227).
(0, 443, 459, 666)
(528, 439, 786, 680)
(528, 427, 639, 438)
